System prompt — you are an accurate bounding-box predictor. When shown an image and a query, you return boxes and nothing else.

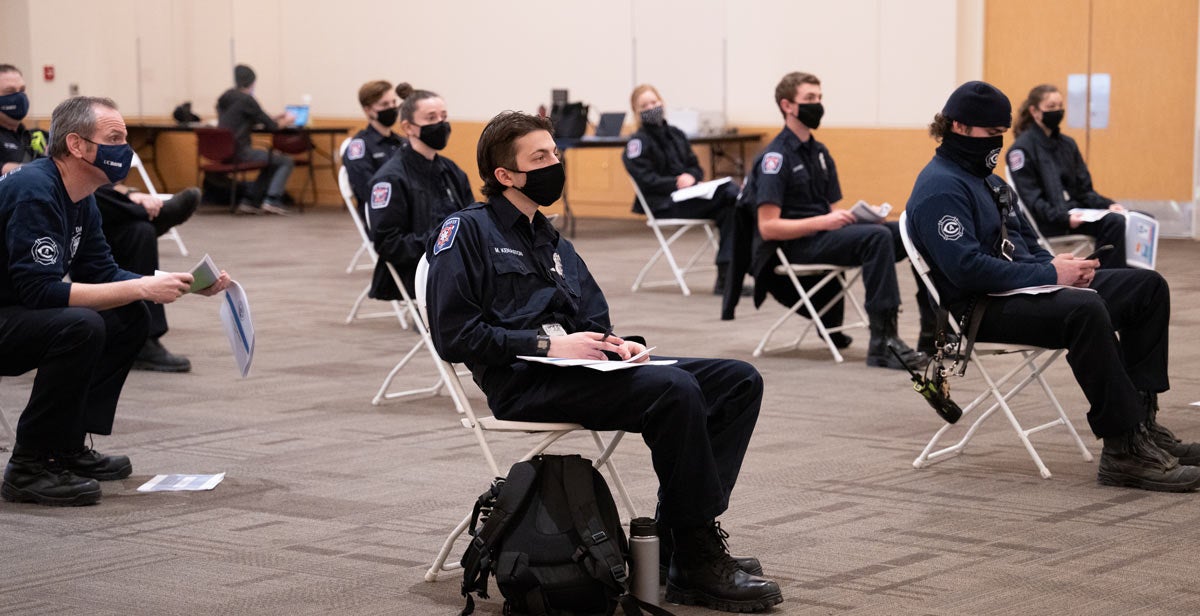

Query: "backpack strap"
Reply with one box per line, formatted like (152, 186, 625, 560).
(460, 459, 544, 615)
(558, 455, 630, 596)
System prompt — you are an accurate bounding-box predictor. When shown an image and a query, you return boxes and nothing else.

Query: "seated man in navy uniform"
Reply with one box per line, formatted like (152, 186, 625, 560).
(425, 111, 782, 613)
(344, 80, 405, 222)
(906, 81, 1200, 492)
(741, 71, 931, 370)
(0, 96, 231, 507)
(0, 64, 46, 174)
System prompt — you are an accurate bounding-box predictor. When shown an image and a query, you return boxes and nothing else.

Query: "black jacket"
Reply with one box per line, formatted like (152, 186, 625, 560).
(366, 146, 473, 300)
(216, 89, 277, 154)
(1007, 127, 1113, 235)
(621, 123, 703, 213)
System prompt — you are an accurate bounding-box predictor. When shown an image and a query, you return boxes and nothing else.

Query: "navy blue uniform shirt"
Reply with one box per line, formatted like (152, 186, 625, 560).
(0, 158, 138, 309)
(344, 124, 405, 212)
(425, 195, 611, 382)
(366, 145, 472, 300)
(740, 127, 842, 276)
(621, 122, 704, 213)
(905, 153, 1056, 311)
(0, 124, 37, 168)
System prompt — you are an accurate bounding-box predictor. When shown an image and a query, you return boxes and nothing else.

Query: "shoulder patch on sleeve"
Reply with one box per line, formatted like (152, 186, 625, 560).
(347, 138, 366, 160)
(370, 182, 392, 209)
(626, 138, 642, 159)
(761, 152, 783, 174)
(937, 215, 964, 241)
(433, 217, 461, 255)
(32, 237, 60, 265)
(1007, 148, 1025, 172)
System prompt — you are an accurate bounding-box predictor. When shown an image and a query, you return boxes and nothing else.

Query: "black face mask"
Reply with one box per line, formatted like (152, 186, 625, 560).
(511, 162, 565, 207)
(639, 106, 665, 126)
(416, 121, 451, 150)
(793, 102, 824, 130)
(374, 107, 399, 128)
(938, 131, 1003, 178)
(1041, 109, 1064, 132)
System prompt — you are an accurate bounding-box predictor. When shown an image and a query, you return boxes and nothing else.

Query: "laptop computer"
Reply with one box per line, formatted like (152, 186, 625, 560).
(285, 104, 310, 128)
(594, 112, 625, 138)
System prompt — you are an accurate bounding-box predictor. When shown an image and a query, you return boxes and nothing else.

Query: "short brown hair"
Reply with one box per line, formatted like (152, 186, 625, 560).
(774, 72, 821, 118)
(48, 96, 118, 159)
(357, 80, 393, 108)
(477, 111, 555, 198)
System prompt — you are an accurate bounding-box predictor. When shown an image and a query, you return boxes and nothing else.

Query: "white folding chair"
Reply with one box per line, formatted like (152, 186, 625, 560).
(898, 211, 1093, 479)
(752, 248, 868, 363)
(338, 138, 375, 275)
(130, 152, 189, 257)
(414, 255, 637, 582)
(0, 378, 13, 449)
(1004, 168, 1092, 256)
(370, 261, 458, 406)
(337, 155, 410, 328)
(628, 177, 719, 296)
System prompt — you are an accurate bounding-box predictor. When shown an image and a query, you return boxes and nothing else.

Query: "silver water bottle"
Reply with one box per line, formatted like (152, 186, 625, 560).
(629, 517, 659, 605)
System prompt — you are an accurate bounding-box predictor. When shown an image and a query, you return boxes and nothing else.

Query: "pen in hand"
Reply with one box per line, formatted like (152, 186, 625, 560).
(600, 326, 613, 345)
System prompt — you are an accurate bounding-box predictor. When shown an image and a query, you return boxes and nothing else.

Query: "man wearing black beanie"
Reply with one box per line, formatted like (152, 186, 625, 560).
(904, 81, 1200, 492)
(216, 63, 296, 215)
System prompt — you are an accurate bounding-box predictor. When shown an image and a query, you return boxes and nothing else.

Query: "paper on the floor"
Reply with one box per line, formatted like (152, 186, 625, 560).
(137, 472, 225, 492)
(220, 281, 255, 377)
(671, 177, 732, 202)
(1191, 401, 1200, 407)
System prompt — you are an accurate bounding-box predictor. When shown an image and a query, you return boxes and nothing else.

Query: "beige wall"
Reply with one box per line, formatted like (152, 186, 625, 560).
(3, 0, 972, 128)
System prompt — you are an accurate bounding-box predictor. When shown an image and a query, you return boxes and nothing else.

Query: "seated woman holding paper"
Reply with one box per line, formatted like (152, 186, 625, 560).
(366, 86, 473, 300)
(1007, 84, 1128, 268)
(621, 84, 739, 294)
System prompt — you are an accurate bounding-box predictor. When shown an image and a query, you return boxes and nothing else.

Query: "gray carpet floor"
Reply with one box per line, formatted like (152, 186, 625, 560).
(2, 206, 1199, 615)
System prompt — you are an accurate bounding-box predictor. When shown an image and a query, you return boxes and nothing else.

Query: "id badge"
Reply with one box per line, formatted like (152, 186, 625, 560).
(541, 323, 568, 337)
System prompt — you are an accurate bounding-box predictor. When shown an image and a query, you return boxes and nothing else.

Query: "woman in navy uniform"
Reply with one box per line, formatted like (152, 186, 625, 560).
(344, 80, 405, 221)
(1007, 84, 1127, 268)
(622, 84, 738, 294)
(365, 87, 472, 301)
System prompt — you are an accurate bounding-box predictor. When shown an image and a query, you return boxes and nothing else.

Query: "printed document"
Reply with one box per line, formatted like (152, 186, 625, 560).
(220, 281, 255, 377)
(850, 200, 892, 223)
(137, 473, 225, 492)
(671, 177, 732, 203)
(518, 346, 676, 371)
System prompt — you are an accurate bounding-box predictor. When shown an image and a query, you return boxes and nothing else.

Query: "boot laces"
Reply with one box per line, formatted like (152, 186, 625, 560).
(699, 522, 741, 576)
(1130, 424, 1178, 470)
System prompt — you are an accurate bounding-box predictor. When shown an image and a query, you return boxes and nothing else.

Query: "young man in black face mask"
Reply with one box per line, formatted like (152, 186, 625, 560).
(345, 80, 406, 222)
(426, 111, 782, 613)
(905, 80, 1200, 492)
(741, 71, 932, 369)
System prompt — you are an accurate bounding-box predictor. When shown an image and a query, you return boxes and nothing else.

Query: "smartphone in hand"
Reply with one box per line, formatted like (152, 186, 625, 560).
(1084, 244, 1114, 261)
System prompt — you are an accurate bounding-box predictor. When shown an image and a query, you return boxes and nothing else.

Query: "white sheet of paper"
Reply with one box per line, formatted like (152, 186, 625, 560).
(137, 472, 225, 492)
(850, 200, 892, 223)
(1191, 401, 1200, 407)
(1067, 208, 1110, 223)
(219, 281, 255, 377)
(990, 285, 1098, 297)
(189, 253, 220, 293)
(670, 177, 732, 203)
(517, 347, 676, 371)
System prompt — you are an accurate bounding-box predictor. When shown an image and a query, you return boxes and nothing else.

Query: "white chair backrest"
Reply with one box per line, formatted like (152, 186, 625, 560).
(1004, 167, 1054, 251)
(897, 211, 942, 309)
(131, 152, 163, 198)
(627, 177, 660, 224)
(415, 255, 431, 321)
(338, 137, 351, 164)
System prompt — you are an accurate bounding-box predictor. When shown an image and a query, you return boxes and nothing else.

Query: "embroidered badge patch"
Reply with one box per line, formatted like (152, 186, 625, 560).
(347, 138, 366, 160)
(433, 217, 461, 255)
(32, 237, 58, 265)
(626, 138, 642, 159)
(937, 215, 964, 241)
(1007, 148, 1025, 172)
(761, 152, 783, 174)
(986, 147, 1001, 170)
(370, 182, 391, 209)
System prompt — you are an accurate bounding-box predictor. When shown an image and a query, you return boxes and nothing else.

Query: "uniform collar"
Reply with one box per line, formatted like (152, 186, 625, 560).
(403, 143, 438, 170)
(488, 194, 559, 246)
(779, 126, 817, 153)
(365, 123, 401, 145)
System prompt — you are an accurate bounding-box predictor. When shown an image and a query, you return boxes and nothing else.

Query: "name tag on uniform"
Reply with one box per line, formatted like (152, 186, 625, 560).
(541, 323, 568, 337)
(1063, 190, 1071, 202)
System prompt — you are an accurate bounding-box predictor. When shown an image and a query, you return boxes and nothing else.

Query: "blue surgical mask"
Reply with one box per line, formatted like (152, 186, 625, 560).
(0, 91, 29, 121)
(82, 137, 134, 183)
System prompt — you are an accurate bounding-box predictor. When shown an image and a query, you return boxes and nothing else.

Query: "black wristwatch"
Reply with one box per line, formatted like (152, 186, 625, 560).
(535, 335, 551, 357)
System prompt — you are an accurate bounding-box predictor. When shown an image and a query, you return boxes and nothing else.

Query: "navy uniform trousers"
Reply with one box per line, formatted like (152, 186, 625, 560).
(971, 268, 1168, 438)
(0, 301, 149, 451)
(480, 356, 762, 529)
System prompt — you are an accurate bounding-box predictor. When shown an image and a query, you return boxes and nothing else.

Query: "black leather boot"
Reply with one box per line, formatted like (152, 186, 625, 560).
(1, 444, 102, 506)
(666, 521, 783, 612)
(1141, 392, 1200, 465)
(1097, 424, 1200, 492)
(134, 338, 192, 373)
(866, 308, 928, 370)
(57, 446, 133, 481)
(658, 524, 763, 584)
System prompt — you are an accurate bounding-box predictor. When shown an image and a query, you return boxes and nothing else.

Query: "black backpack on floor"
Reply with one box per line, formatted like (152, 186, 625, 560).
(459, 454, 670, 616)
